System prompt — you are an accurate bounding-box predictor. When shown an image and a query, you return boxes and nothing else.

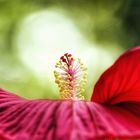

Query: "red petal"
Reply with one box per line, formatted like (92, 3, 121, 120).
(91, 46, 140, 104)
(0, 89, 140, 139)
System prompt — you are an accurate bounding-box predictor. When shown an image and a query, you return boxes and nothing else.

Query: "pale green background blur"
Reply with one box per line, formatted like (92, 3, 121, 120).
(0, 0, 139, 100)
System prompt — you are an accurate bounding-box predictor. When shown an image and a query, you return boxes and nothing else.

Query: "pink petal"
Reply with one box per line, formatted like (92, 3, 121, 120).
(91, 46, 140, 104)
(0, 89, 140, 140)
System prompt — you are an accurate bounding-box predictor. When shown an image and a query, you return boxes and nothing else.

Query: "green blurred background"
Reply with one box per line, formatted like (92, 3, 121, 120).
(0, 0, 139, 100)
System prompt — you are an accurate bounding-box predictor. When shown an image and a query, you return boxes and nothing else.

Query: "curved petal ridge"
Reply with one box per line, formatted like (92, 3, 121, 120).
(92, 46, 140, 104)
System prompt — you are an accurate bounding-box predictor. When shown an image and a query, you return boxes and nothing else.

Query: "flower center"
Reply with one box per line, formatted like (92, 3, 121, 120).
(54, 53, 87, 100)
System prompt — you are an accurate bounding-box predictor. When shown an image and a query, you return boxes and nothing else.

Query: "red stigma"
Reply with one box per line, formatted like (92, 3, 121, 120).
(68, 54, 72, 57)
(60, 56, 64, 60)
(62, 58, 66, 62)
(64, 53, 68, 56)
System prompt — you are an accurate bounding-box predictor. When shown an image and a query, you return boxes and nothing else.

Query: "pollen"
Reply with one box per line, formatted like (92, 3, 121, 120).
(54, 53, 88, 100)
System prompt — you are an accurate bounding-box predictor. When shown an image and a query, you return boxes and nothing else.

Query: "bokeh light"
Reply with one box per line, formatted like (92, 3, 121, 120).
(16, 10, 122, 99)
(0, 0, 138, 100)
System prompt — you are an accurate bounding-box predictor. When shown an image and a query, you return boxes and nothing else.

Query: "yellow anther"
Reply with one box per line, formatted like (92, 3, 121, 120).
(67, 74, 71, 78)
(57, 76, 63, 79)
(54, 53, 87, 100)
(69, 65, 73, 69)
(54, 70, 57, 74)
(55, 79, 60, 84)
(80, 88, 85, 93)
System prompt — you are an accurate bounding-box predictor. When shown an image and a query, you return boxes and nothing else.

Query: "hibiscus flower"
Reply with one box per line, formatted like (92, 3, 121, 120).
(0, 47, 140, 140)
